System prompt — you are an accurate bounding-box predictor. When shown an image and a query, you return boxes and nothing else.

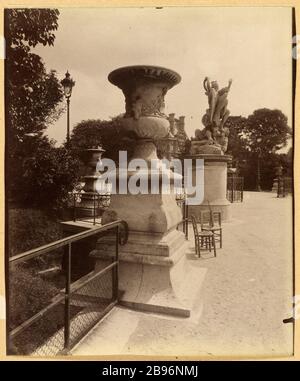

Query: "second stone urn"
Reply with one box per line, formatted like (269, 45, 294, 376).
(77, 147, 106, 217)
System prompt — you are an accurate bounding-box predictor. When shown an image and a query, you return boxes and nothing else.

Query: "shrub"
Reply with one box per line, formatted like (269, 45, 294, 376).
(8, 208, 63, 257)
(7, 136, 80, 210)
(9, 265, 61, 331)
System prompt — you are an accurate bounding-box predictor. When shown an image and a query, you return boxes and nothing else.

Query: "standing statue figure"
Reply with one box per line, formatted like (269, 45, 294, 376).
(203, 77, 232, 129)
(191, 77, 233, 155)
(203, 77, 219, 125)
(213, 78, 232, 129)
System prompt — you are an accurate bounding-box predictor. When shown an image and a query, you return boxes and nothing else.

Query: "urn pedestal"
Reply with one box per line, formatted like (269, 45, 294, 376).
(272, 178, 279, 193)
(186, 154, 232, 221)
(77, 147, 106, 217)
(90, 66, 205, 317)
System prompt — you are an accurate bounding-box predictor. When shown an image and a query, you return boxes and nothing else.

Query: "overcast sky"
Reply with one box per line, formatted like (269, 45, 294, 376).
(34, 7, 293, 145)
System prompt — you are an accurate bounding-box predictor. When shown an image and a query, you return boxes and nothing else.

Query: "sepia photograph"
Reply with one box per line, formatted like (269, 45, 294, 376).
(3, 4, 297, 359)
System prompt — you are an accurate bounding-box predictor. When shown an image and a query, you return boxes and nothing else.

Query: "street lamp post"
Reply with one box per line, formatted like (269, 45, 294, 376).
(256, 137, 262, 192)
(61, 71, 75, 145)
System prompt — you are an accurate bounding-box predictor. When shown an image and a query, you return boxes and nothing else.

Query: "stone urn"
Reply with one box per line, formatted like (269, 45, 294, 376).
(108, 65, 181, 163)
(81, 147, 105, 192)
(102, 65, 183, 232)
(79, 147, 106, 216)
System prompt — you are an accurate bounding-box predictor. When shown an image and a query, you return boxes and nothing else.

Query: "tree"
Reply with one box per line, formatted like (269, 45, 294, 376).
(5, 9, 64, 146)
(69, 117, 135, 163)
(5, 9, 80, 209)
(243, 108, 292, 154)
(225, 110, 292, 190)
(244, 109, 292, 190)
(226, 116, 249, 164)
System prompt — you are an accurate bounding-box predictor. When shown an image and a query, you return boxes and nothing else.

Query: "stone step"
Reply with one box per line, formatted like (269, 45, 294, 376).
(94, 229, 186, 258)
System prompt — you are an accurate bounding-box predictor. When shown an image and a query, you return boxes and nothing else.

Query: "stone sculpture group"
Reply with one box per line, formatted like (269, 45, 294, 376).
(191, 77, 233, 155)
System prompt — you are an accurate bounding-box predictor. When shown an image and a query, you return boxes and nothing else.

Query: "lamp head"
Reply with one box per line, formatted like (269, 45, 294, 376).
(61, 71, 75, 98)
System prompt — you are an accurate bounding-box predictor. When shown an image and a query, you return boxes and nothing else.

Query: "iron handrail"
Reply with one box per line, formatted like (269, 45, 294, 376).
(71, 191, 111, 225)
(8, 219, 128, 354)
(9, 262, 118, 340)
(9, 219, 128, 265)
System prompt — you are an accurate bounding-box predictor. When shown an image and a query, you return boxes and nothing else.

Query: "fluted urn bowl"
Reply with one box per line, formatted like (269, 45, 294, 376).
(81, 147, 105, 175)
(108, 65, 181, 140)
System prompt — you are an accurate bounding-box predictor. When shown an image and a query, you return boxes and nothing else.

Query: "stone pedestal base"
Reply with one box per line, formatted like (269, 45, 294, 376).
(272, 178, 278, 193)
(101, 168, 183, 234)
(188, 200, 231, 221)
(190, 141, 223, 155)
(186, 154, 232, 221)
(90, 229, 206, 317)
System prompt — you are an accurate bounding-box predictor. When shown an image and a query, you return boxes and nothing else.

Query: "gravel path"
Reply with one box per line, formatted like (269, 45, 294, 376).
(72, 192, 293, 358)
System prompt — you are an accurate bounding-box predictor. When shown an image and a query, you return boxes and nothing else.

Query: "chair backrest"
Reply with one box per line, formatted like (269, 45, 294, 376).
(190, 215, 199, 236)
(199, 210, 221, 227)
(199, 211, 212, 228)
(212, 211, 222, 226)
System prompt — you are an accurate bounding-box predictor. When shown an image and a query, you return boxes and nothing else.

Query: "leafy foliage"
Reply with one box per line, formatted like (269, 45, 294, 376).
(5, 9, 80, 209)
(69, 117, 135, 163)
(226, 110, 292, 190)
(6, 8, 59, 48)
(226, 115, 249, 159)
(9, 265, 61, 330)
(8, 136, 80, 209)
(8, 208, 63, 256)
(242, 108, 292, 154)
(5, 9, 64, 145)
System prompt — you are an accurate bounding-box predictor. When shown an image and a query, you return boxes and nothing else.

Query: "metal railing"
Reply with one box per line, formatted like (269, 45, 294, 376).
(277, 176, 293, 198)
(176, 195, 189, 240)
(8, 220, 128, 356)
(70, 191, 111, 225)
(227, 176, 244, 203)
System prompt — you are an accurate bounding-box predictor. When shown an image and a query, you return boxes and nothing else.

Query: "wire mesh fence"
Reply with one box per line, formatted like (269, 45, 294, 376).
(12, 302, 67, 356)
(227, 176, 244, 203)
(69, 267, 115, 349)
(277, 176, 293, 197)
(7, 221, 127, 356)
(8, 249, 66, 355)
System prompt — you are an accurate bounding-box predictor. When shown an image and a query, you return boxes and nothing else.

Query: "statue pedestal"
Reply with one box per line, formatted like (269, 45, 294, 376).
(190, 140, 223, 155)
(90, 229, 206, 317)
(272, 178, 278, 193)
(187, 154, 232, 221)
(77, 148, 106, 217)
